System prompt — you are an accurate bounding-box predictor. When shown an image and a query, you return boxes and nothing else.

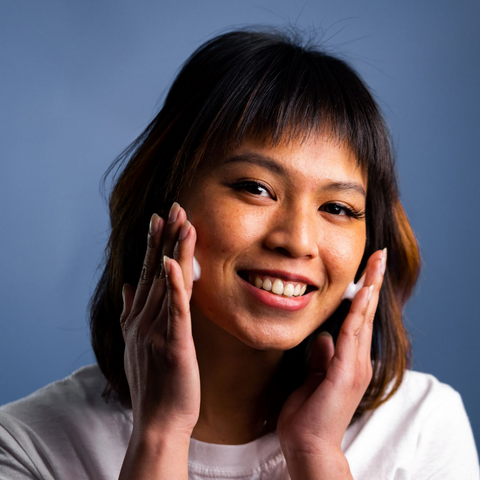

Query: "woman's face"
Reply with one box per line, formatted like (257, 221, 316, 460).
(179, 133, 367, 351)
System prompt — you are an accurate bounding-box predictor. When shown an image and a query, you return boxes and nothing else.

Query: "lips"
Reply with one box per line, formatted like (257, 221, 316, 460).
(236, 269, 318, 312)
(238, 270, 317, 296)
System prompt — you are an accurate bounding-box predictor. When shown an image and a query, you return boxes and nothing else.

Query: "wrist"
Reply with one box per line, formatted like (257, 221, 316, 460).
(283, 446, 352, 480)
(120, 427, 191, 480)
(132, 423, 192, 453)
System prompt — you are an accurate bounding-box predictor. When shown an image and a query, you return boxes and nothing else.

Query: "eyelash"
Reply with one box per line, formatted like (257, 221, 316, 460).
(227, 180, 273, 198)
(227, 180, 366, 219)
(321, 203, 366, 220)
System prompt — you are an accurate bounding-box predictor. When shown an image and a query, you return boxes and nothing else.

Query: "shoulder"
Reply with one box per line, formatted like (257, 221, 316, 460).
(376, 369, 477, 448)
(0, 365, 132, 479)
(345, 370, 480, 479)
(1, 364, 108, 419)
(353, 370, 470, 435)
(0, 364, 132, 438)
(390, 369, 463, 415)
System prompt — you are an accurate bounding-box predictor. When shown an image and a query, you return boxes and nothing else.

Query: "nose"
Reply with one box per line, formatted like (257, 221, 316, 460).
(264, 205, 319, 259)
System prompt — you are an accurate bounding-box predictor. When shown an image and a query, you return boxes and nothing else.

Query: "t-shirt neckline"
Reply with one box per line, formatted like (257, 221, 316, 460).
(188, 432, 284, 476)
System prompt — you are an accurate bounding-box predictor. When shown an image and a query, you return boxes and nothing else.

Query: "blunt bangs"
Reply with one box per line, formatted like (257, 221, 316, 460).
(177, 30, 384, 175)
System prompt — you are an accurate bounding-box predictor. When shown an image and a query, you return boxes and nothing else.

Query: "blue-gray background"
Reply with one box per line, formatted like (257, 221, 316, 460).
(1, 0, 479, 446)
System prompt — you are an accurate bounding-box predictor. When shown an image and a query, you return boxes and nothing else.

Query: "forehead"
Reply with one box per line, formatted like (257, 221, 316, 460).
(208, 133, 367, 192)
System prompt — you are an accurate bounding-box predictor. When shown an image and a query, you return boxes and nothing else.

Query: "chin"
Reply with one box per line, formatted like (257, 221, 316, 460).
(227, 316, 317, 352)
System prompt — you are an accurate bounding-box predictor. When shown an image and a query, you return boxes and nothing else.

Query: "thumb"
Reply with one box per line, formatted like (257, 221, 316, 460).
(309, 331, 335, 374)
(302, 332, 335, 394)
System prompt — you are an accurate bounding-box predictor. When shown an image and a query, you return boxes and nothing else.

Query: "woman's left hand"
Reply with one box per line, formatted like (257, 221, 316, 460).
(277, 248, 387, 479)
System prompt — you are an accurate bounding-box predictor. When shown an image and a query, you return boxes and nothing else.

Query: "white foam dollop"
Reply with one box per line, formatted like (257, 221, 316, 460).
(341, 273, 365, 301)
(193, 256, 201, 281)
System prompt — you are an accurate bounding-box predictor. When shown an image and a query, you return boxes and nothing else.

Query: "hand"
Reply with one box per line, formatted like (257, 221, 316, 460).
(120, 202, 201, 439)
(277, 249, 386, 477)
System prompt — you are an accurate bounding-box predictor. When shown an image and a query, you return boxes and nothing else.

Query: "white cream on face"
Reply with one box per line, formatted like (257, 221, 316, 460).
(341, 273, 365, 300)
(193, 255, 201, 281)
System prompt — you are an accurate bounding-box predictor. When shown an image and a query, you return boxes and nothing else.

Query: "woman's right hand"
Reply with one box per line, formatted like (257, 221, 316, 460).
(120, 202, 200, 454)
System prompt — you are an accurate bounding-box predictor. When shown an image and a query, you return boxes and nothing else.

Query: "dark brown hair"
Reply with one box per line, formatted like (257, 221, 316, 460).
(90, 28, 420, 419)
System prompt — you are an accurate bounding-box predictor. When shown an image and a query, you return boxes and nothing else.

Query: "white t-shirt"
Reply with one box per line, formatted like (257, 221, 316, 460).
(0, 365, 478, 479)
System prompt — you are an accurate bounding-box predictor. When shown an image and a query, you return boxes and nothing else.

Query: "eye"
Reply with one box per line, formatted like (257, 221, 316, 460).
(320, 203, 365, 219)
(228, 180, 273, 199)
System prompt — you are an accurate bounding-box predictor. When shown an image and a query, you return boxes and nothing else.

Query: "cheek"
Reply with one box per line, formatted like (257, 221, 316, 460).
(320, 227, 366, 286)
(191, 203, 263, 264)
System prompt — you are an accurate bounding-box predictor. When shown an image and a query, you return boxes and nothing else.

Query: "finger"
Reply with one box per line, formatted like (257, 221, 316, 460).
(143, 214, 195, 319)
(302, 332, 335, 396)
(334, 284, 371, 365)
(120, 283, 136, 336)
(310, 332, 335, 374)
(173, 221, 197, 299)
(358, 248, 387, 360)
(130, 214, 165, 314)
(163, 256, 193, 344)
(158, 202, 187, 278)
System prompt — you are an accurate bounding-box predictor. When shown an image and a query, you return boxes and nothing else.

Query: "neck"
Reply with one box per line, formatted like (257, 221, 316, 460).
(191, 306, 284, 445)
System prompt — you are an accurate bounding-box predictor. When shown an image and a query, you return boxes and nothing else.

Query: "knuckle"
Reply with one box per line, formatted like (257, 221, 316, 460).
(163, 344, 182, 369)
(121, 317, 134, 340)
(137, 265, 150, 285)
(168, 302, 189, 319)
(339, 325, 361, 342)
(138, 260, 157, 284)
(147, 234, 157, 249)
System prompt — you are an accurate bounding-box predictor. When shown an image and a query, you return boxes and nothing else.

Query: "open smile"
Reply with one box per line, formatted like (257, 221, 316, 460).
(237, 271, 317, 311)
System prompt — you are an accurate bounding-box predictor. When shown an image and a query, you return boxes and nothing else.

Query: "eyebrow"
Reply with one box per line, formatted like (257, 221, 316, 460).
(223, 153, 286, 176)
(222, 152, 366, 197)
(322, 181, 366, 198)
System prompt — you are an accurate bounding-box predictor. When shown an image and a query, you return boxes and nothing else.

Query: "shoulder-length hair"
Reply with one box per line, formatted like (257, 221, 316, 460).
(90, 28, 420, 420)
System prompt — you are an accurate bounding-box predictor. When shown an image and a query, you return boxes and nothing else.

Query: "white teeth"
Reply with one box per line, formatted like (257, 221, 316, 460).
(247, 274, 308, 297)
(272, 279, 284, 295)
(283, 283, 295, 297)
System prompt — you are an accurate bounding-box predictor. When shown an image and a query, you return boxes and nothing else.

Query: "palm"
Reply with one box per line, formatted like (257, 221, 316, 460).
(277, 333, 334, 446)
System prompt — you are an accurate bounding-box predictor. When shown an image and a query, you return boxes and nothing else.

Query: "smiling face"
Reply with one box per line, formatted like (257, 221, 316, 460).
(179, 133, 367, 352)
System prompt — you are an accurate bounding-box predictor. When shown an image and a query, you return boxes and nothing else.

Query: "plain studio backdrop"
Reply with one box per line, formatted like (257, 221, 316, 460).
(1, 0, 479, 447)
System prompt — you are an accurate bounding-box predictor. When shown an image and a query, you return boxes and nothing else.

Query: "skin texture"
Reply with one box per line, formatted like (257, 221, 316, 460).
(119, 134, 386, 479)
(183, 136, 367, 351)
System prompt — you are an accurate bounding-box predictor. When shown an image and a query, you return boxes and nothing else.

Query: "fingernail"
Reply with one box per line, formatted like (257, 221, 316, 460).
(168, 202, 180, 224)
(367, 284, 374, 301)
(381, 247, 387, 275)
(122, 284, 126, 305)
(318, 331, 333, 339)
(178, 220, 191, 241)
(163, 255, 171, 275)
(149, 213, 159, 235)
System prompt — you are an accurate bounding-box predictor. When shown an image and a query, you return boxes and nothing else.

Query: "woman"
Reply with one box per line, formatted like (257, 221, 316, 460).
(0, 29, 478, 479)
